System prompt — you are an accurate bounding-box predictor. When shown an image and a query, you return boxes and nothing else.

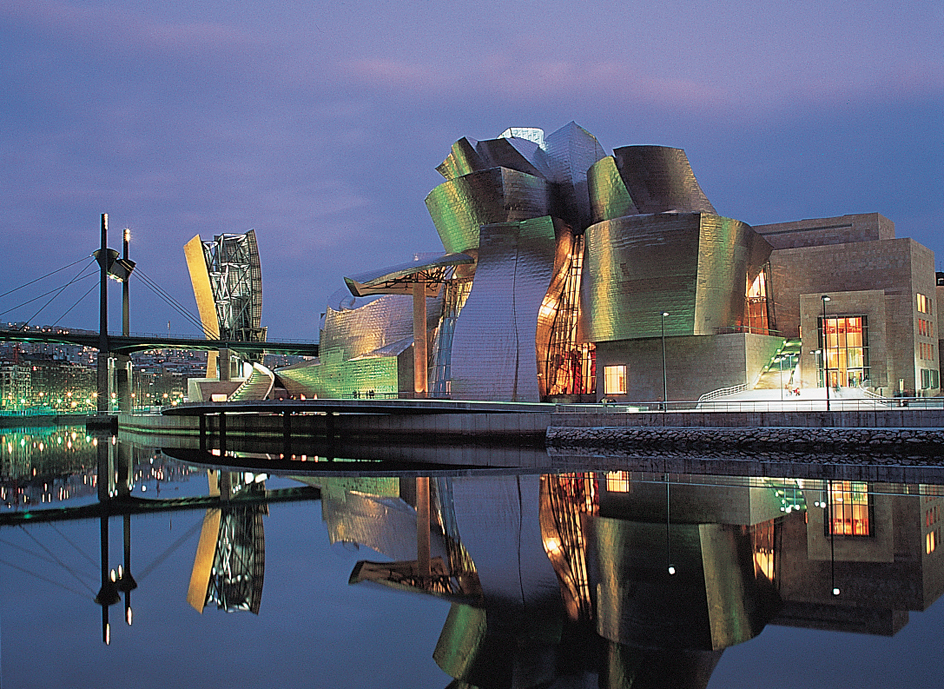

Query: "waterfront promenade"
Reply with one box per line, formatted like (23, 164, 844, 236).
(110, 387, 944, 482)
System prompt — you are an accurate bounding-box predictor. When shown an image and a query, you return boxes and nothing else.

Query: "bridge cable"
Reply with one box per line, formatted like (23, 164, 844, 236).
(0, 255, 93, 300)
(135, 512, 209, 582)
(0, 536, 76, 571)
(49, 281, 99, 329)
(0, 555, 91, 600)
(15, 266, 97, 328)
(1, 261, 98, 325)
(133, 268, 207, 334)
(133, 267, 213, 337)
(15, 524, 97, 593)
(50, 522, 99, 570)
(0, 265, 96, 319)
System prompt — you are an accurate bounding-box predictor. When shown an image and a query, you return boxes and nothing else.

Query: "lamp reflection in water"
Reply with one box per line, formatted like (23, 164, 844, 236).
(661, 311, 669, 411)
(826, 479, 840, 596)
(666, 474, 676, 575)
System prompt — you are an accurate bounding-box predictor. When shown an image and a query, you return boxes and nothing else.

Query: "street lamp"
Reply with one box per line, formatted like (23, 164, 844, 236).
(661, 311, 669, 411)
(822, 295, 831, 411)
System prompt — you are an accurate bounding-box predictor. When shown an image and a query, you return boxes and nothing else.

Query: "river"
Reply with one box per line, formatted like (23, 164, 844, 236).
(1, 425, 942, 688)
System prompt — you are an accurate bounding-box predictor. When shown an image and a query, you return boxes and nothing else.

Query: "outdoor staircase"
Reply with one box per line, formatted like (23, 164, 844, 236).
(753, 339, 802, 390)
(228, 362, 276, 401)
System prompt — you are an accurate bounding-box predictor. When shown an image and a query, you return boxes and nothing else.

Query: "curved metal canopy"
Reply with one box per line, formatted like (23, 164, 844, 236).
(344, 252, 474, 297)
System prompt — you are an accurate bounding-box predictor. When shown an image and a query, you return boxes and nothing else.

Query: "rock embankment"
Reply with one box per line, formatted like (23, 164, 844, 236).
(546, 425, 944, 458)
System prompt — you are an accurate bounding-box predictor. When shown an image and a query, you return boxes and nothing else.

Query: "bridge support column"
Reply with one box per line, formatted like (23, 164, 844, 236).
(413, 282, 428, 398)
(219, 348, 231, 381)
(116, 354, 132, 413)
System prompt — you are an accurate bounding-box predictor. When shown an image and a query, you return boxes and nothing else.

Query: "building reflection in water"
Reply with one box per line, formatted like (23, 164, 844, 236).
(188, 470, 268, 614)
(304, 472, 944, 689)
(3, 433, 943, 684)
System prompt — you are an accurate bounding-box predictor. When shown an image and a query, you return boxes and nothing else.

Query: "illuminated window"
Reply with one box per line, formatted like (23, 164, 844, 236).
(917, 293, 933, 315)
(603, 365, 627, 395)
(606, 471, 632, 492)
(745, 266, 772, 335)
(819, 316, 869, 386)
(751, 520, 776, 582)
(827, 481, 872, 536)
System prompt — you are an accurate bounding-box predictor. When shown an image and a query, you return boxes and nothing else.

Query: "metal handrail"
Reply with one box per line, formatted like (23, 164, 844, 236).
(697, 384, 748, 403)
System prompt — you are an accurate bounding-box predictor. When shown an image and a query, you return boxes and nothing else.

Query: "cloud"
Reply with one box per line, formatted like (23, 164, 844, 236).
(0, 0, 254, 57)
(339, 53, 943, 118)
(340, 56, 732, 111)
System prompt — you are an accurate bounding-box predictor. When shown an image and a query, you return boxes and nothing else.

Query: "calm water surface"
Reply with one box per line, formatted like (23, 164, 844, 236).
(1, 426, 942, 688)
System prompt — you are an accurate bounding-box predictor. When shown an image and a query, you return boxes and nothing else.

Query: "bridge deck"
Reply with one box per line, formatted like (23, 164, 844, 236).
(0, 328, 319, 356)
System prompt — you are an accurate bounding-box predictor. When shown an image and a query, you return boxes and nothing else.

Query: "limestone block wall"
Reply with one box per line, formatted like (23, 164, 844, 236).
(595, 332, 783, 402)
(799, 290, 888, 389)
(768, 237, 938, 396)
(754, 212, 895, 250)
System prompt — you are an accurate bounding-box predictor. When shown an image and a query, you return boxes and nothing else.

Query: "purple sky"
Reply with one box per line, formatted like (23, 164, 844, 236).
(2, 0, 942, 341)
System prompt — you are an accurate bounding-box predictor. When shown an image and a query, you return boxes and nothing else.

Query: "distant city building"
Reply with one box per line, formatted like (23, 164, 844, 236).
(272, 123, 939, 402)
(0, 339, 204, 411)
(0, 362, 31, 410)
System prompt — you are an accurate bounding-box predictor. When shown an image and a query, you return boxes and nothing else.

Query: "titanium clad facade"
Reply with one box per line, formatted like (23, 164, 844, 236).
(276, 346, 405, 399)
(449, 217, 559, 401)
(587, 156, 637, 224)
(425, 167, 551, 254)
(611, 146, 717, 215)
(320, 294, 416, 361)
(276, 291, 428, 398)
(543, 122, 607, 231)
(276, 122, 934, 402)
(582, 213, 773, 342)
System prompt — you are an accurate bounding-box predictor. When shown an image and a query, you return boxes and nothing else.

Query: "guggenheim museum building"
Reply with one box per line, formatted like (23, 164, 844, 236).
(189, 123, 941, 404)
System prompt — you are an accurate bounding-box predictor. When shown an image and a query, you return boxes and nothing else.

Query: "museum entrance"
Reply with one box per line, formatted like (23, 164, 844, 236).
(819, 315, 869, 387)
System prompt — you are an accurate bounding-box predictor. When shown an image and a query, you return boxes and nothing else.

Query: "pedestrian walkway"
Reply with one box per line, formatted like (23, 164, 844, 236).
(696, 386, 892, 412)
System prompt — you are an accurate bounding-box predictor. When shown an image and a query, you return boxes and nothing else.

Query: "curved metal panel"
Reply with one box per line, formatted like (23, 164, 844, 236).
(694, 215, 772, 334)
(475, 137, 550, 179)
(544, 121, 608, 231)
(581, 213, 771, 342)
(436, 137, 484, 180)
(276, 348, 401, 399)
(321, 293, 415, 361)
(612, 146, 716, 215)
(425, 168, 551, 254)
(184, 235, 220, 339)
(449, 217, 558, 401)
(587, 156, 637, 225)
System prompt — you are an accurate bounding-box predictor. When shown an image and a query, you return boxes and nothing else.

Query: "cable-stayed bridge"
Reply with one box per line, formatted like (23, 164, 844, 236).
(0, 327, 319, 357)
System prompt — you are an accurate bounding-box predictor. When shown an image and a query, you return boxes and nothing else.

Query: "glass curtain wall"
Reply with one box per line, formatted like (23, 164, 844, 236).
(819, 315, 869, 387)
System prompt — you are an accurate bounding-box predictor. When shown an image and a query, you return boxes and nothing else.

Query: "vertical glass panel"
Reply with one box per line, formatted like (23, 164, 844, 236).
(820, 316, 868, 387)
(828, 481, 871, 536)
(603, 365, 627, 395)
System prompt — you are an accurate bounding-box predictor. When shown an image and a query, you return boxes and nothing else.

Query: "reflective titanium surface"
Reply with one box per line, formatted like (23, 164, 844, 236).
(1, 427, 943, 688)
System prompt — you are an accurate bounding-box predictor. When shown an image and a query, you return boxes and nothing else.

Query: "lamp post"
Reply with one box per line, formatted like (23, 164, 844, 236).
(660, 311, 669, 411)
(822, 295, 831, 412)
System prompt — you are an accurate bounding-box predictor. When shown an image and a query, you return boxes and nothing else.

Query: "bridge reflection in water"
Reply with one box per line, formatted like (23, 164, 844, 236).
(0, 427, 942, 687)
